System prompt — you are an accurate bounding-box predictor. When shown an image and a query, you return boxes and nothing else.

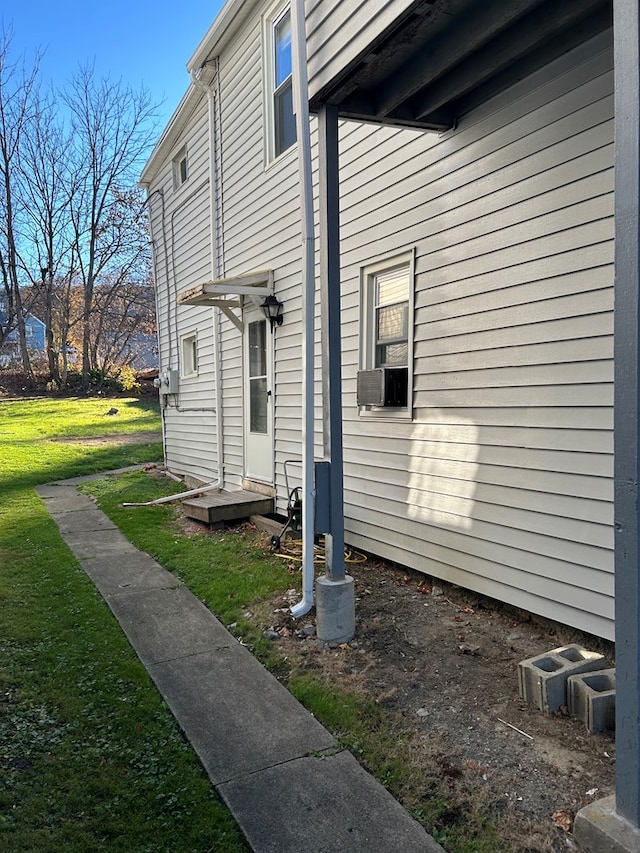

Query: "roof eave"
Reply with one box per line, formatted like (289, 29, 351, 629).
(140, 0, 256, 189)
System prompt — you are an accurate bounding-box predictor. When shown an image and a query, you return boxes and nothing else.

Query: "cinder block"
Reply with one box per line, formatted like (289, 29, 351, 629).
(518, 645, 606, 714)
(568, 669, 616, 733)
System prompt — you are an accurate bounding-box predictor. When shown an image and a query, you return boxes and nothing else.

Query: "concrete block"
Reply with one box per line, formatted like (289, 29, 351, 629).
(568, 669, 616, 733)
(518, 644, 606, 713)
(316, 575, 355, 644)
(574, 795, 640, 853)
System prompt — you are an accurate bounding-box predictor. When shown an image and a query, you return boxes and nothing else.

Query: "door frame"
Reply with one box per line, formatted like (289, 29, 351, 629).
(242, 302, 275, 484)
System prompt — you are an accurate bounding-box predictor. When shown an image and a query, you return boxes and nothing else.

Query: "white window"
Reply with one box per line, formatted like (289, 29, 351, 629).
(359, 252, 414, 417)
(181, 332, 197, 377)
(264, 2, 296, 162)
(172, 146, 188, 190)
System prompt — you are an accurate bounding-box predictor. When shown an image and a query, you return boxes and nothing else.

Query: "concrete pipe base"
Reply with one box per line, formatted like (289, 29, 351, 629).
(316, 575, 356, 644)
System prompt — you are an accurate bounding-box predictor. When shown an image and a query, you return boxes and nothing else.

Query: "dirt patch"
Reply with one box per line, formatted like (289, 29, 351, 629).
(49, 431, 162, 446)
(268, 553, 616, 847)
(275, 559, 615, 851)
(174, 510, 615, 851)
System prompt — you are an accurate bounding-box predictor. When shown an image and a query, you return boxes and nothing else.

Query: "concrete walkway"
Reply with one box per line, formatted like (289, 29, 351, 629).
(36, 472, 445, 853)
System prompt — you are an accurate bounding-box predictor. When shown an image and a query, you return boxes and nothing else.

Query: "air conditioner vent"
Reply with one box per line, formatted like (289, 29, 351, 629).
(357, 367, 408, 407)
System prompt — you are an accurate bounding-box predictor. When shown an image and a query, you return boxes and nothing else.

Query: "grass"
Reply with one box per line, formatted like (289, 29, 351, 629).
(1, 395, 506, 853)
(81, 470, 507, 853)
(0, 397, 248, 853)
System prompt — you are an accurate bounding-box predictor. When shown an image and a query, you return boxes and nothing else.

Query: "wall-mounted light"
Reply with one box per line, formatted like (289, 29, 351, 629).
(261, 294, 284, 332)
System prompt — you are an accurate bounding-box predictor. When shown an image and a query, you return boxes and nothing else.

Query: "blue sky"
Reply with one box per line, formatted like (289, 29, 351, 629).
(3, 0, 225, 128)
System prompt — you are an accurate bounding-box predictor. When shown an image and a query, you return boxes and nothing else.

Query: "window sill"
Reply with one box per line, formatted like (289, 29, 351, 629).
(264, 143, 297, 172)
(358, 406, 413, 422)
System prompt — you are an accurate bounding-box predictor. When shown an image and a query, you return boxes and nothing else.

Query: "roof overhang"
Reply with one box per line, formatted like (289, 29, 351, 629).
(310, 0, 613, 131)
(140, 0, 257, 188)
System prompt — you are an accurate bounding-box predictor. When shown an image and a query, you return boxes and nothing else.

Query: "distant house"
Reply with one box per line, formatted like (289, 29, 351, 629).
(119, 333, 159, 371)
(141, 0, 615, 640)
(0, 300, 46, 365)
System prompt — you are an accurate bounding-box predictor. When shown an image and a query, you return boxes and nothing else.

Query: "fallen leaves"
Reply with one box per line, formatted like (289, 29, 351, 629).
(551, 808, 574, 832)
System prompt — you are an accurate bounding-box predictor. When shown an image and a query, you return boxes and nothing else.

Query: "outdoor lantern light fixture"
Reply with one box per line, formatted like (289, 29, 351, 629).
(261, 294, 284, 332)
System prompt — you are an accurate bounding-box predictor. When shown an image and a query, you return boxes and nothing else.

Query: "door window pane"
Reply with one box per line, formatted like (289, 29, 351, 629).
(249, 321, 266, 377)
(250, 377, 268, 433)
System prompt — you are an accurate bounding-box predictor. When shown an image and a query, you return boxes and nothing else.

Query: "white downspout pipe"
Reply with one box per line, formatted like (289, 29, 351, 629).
(123, 480, 220, 507)
(290, 0, 316, 618)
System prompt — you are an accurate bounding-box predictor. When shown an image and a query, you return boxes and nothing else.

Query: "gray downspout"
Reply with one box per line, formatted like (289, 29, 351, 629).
(290, 0, 316, 618)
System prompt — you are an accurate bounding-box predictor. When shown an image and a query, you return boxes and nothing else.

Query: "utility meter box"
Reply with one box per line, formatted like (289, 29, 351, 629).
(155, 369, 179, 396)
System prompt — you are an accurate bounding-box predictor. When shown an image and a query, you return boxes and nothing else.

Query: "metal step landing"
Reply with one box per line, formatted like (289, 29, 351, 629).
(182, 489, 274, 525)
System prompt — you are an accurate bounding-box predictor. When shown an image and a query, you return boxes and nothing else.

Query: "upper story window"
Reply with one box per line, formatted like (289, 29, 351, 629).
(264, 2, 296, 162)
(173, 146, 188, 190)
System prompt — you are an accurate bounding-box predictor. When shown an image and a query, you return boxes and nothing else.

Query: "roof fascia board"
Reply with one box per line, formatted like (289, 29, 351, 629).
(187, 0, 257, 74)
(141, 0, 257, 188)
(140, 85, 202, 187)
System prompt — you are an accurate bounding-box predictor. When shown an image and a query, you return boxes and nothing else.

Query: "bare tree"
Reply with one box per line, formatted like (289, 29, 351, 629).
(0, 30, 39, 372)
(18, 87, 75, 384)
(64, 66, 156, 388)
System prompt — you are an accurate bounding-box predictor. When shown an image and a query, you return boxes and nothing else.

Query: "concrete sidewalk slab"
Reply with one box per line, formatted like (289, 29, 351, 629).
(36, 489, 95, 513)
(147, 645, 335, 784)
(219, 750, 440, 853)
(49, 464, 149, 486)
(107, 586, 235, 665)
(54, 508, 118, 535)
(62, 528, 139, 559)
(36, 483, 82, 499)
(37, 473, 447, 853)
(81, 552, 183, 598)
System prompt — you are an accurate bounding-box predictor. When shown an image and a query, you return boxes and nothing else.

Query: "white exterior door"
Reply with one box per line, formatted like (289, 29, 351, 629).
(243, 306, 274, 483)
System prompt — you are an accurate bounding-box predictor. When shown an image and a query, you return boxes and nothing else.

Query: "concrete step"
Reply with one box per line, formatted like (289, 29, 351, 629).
(182, 489, 274, 525)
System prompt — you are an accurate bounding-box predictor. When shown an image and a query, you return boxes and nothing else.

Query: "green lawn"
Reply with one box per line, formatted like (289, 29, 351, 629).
(0, 397, 248, 853)
(1, 396, 503, 853)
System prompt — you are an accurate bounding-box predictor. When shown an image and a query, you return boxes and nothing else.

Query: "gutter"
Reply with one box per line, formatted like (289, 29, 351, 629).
(191, 67, 226, 490)
(290, 0, 316, 619)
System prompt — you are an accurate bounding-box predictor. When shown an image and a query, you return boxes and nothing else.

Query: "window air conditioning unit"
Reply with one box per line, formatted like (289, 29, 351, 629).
(356, 367, 408, 408)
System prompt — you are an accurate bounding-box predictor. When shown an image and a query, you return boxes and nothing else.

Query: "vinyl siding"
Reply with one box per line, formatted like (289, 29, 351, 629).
(338, 33, 614, 639)
(306, 0, 416, 102)
(215, 6, 308, 490)
(147, 97, 220, 483)
(147, 14, 615, 639)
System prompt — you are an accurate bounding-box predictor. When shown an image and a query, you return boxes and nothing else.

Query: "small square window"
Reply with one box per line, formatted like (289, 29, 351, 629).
(359, 253, 414, 416)
(173, 147, 188, 189)
(181, 332, 197, 377)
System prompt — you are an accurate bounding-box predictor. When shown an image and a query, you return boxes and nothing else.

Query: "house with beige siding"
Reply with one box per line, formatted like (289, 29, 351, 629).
(141, 0, 615, 643)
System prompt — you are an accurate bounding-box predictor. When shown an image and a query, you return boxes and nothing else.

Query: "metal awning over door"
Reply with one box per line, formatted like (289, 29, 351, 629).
(178, 269, 274, 332)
